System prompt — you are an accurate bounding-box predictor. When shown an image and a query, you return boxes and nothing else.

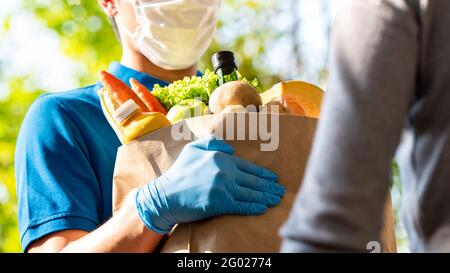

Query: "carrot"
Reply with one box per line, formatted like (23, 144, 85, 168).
(98, 71, 149, 112)
(129, 78, 168, 115)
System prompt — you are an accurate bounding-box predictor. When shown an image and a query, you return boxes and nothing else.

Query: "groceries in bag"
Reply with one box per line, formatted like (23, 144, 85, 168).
(166, 99, 210, 124)
(261, 80, 323, 118)
(97, 50, 325, 144)
(208, 81, 262, 113)
(212, 51, 240, 85)
(97, 71, 170, 144)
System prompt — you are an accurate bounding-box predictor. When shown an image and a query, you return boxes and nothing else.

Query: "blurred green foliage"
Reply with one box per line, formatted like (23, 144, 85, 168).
(23, 0, 122, 86)
(0, 80, 42, 252)
(201, 0, 283, 90)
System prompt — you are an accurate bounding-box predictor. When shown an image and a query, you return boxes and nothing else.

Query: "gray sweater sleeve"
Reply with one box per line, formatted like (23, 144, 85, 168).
(280, 0, 419, 252)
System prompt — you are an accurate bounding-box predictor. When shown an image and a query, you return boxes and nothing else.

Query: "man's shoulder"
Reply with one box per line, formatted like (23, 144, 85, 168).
(19, 84, 105, 142)
(26, 84, 101, 121)
(34, 84, 99, 109)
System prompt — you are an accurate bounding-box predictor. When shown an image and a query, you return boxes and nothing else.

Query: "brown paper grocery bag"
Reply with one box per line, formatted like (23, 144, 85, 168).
(113, 113, 396, 252)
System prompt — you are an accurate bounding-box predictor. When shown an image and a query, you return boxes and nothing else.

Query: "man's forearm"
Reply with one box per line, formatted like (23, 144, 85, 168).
(57, 190, 163, 253)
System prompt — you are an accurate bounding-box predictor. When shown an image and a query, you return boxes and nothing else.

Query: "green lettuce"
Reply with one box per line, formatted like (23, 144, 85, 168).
(152, 70, 260, 110)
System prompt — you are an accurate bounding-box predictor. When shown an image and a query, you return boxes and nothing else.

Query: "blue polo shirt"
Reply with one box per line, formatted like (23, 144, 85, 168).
(15, 62, 171, 251)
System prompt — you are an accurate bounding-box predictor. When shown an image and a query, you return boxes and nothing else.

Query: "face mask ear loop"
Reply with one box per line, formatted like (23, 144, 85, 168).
(115, 19, 137, 45)
(115, 1, 142, 43)
(132, 0, 150, 41)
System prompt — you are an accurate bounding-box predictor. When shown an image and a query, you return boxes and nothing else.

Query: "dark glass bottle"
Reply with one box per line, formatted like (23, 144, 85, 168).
(212, 51, 240, 86)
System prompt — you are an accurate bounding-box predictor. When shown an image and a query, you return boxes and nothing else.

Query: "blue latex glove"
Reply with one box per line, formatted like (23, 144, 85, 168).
(135, 135, 285, 234)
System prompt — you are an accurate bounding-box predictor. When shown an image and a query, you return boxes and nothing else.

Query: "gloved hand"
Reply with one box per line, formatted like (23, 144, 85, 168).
(135, 135, 285, 234)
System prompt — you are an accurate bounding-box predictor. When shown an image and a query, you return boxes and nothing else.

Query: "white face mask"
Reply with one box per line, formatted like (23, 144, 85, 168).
(121, 0, 221, 70)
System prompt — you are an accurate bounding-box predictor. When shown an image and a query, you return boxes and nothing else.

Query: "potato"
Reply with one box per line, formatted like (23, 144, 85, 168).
(209, 81, 262, 114)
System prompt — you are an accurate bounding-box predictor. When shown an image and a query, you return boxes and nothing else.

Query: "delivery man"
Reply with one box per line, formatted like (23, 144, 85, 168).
(15, 0, 285, 252)
(280, 0, 450, 252)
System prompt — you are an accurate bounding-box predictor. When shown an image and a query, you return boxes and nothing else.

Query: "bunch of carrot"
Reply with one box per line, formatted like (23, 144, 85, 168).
(98, 70, 167, 115)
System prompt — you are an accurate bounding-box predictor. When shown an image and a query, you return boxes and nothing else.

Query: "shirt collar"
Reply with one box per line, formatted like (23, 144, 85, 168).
(95, 61, 203, 92)
(106, 61, 170, 89)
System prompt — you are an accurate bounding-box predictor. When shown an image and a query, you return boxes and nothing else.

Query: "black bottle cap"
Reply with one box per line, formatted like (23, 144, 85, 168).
(212, 51, 237, 73)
